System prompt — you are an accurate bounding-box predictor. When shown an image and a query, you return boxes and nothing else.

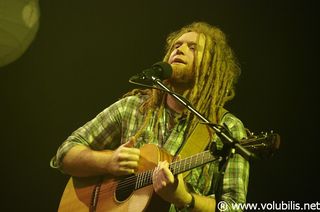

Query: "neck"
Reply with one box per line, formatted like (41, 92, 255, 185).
(165, 81, 192, 113)
(166, 94, 185, 113)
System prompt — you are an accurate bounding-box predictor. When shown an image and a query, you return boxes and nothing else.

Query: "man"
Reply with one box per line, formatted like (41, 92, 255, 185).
(51, 22, 249, 211)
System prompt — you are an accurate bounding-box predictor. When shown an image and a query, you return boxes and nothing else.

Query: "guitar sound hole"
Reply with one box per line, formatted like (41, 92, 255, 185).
(115, 175, 136, 202)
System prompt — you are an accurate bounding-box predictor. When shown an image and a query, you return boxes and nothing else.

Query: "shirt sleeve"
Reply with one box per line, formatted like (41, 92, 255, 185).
(50, 97, 128, 170)
(218, 113, 250, 212)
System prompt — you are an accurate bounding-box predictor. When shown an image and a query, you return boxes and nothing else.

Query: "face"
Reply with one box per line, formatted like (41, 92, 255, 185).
(168, 32, 199, 86)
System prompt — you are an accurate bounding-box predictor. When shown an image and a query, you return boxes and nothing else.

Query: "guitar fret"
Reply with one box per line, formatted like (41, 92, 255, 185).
(60, 135, 277, 211)
(147, 170, 152, 186)
(134, 131, 277, 189)
(136, 150, 224, 189)
(135, 173, 140, 189)
(169, 150, 217, 175)
(145, 172, 148, 186)
(141, 172, 145, 188)
(136, 171, 147, 189)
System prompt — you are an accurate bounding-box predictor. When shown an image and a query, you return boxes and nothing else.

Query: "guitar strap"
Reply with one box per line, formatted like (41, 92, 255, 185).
(177, 108, 228, 177)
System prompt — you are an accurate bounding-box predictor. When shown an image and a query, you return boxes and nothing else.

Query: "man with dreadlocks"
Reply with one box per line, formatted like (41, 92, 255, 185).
(51, 22, 249, 211)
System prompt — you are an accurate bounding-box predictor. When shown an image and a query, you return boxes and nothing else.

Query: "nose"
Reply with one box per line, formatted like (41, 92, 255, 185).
(176, 43, 188, 55)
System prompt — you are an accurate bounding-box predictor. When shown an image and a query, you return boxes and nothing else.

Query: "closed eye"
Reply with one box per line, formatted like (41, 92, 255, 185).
(173, 42, 182, 49)
(189, 44, 196, 51)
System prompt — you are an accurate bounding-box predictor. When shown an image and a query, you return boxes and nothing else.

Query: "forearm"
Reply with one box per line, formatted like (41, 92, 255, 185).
(174, 192, 216, 211)
(153, 163, 217, 211)
(191, 194, 216, 212)
(61, 145, 113, 177)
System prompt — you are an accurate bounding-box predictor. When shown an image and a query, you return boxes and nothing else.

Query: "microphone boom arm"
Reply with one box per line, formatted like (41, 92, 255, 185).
(152, 77, 254, 160)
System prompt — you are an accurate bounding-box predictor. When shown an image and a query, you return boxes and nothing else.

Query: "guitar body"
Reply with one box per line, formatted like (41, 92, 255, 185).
(57, 132, 280, 211)
(58, 144, 172, 212)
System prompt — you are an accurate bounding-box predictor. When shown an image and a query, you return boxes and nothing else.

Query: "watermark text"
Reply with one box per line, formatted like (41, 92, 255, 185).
(217, 200, 320, 211)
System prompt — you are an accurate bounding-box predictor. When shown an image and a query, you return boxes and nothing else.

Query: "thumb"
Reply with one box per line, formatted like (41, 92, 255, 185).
(123, 137, 136, 148)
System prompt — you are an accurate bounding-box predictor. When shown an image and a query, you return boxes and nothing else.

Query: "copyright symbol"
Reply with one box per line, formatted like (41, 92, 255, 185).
(217, 201, 228, 211)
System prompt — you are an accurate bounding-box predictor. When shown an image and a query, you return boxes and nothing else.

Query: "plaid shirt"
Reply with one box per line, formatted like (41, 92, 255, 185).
(51, 94, 249, 211)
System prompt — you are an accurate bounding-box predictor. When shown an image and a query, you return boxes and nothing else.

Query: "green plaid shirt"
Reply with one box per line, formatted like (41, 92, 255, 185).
(51, 94, 249, 211)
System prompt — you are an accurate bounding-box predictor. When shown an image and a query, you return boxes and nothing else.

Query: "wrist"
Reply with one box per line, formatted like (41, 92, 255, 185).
(176, 193, 195, 211)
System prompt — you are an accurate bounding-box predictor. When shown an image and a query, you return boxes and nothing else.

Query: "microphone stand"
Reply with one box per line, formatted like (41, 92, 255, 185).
(151, 77, 254, 160)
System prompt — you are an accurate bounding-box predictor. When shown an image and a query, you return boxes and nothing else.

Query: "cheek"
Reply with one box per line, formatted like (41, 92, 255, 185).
(188, 53, 195, 69)
(168, 51, 176, 63)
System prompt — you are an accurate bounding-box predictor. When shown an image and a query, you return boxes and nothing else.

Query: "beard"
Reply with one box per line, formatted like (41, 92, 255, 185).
(168, 64, 195, 92)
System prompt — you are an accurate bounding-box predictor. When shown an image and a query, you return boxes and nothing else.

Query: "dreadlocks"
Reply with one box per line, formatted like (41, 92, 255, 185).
(126, 22, 241, 141)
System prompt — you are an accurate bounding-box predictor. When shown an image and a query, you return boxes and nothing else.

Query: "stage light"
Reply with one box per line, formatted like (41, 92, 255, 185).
(0, 0, 40, 67)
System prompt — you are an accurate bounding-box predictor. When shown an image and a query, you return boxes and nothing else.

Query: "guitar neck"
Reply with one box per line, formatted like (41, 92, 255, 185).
(170, 150, 219, 175)
(134, 132, 279, 190)
(135, 150, 219, 190)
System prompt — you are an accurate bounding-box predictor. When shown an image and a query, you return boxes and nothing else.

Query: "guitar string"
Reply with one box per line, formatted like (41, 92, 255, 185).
(71, 136, 273, 198)
(108, 139, 269, 192)
(95, 160, 188, 195)
(120, 151, 216, 190)
(92, 139, 264, 194)
(96, 154, 219, 195)
(111, 152, 211, 191)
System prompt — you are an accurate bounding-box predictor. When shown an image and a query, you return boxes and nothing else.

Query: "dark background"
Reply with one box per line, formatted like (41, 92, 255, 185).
(1, 0, 319, 211)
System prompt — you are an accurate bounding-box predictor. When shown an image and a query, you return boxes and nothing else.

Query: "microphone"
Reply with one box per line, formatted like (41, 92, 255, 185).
(129, 62, 172, 87)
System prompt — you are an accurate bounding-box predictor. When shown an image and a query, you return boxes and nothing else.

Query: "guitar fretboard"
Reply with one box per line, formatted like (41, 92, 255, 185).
(135, 150, 220, 190)
(133, 132, 279, 190)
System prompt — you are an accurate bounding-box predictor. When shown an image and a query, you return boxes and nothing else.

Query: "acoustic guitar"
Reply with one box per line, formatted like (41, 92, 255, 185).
(58, 132, 280, 212)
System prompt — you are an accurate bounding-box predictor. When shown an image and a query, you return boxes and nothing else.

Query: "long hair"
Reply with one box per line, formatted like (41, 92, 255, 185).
(126, 22, 241, 141)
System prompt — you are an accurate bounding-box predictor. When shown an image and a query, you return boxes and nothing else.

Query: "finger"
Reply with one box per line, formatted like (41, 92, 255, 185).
(124, 147, 140, 156)
(163, 168, 174, 183)
(158, 160, 168, 167)
(122, 137, 136, 148)
(118, 152, 140, 162)
(119, 160, 139, 169)
(152, 168, 160, 191)
(154, 172, 170, 190)
(158, 161, 174, 184)
(118, 167, 135, 175)
(119, 147, 140, 159)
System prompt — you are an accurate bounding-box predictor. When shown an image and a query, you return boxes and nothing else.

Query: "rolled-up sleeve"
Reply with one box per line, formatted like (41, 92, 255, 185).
(50, 98, 127, 170)
(219, 113, 250, 211)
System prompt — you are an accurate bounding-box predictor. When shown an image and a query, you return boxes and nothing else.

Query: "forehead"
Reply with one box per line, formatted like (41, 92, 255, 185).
(175, 31, 199, 43)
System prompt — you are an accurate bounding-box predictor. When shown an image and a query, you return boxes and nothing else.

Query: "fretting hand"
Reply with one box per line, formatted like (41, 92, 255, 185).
(152, 160, 192, 207)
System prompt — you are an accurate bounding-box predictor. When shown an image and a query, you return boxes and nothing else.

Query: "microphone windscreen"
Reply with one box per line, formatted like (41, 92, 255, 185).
(152, 61, 172, 80)
(129, 61, 172, 88)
